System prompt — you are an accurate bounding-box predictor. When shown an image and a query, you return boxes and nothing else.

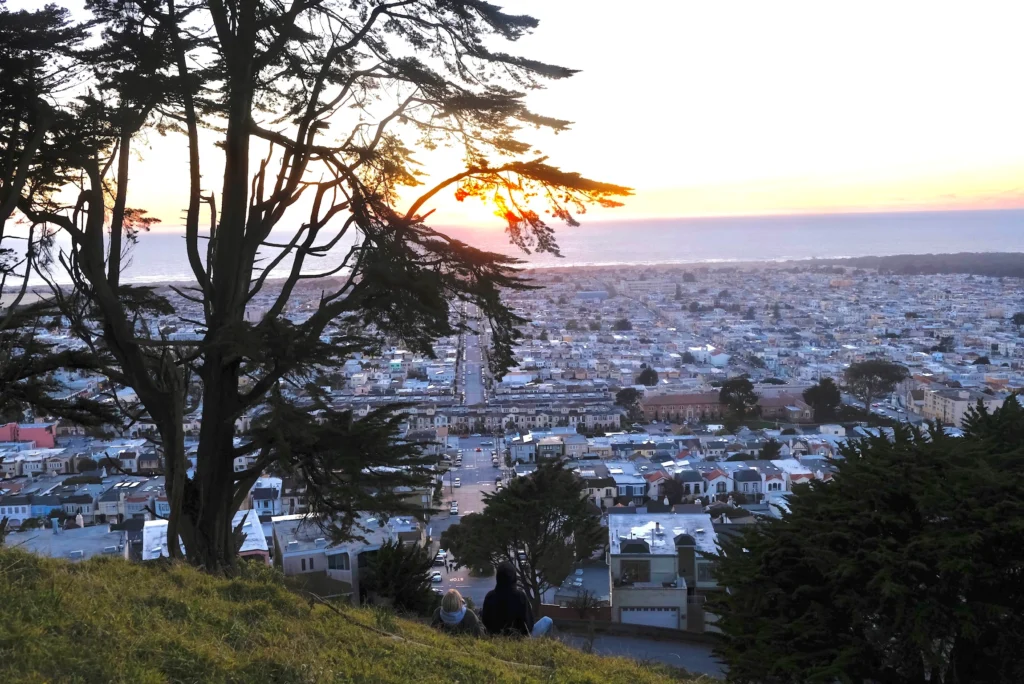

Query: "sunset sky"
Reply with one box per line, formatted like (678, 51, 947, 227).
(94, 0, 1024, 226)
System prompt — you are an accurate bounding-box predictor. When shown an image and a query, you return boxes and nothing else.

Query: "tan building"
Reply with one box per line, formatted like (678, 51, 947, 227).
(922, 389, 1005, 427)
(641, 392, 724, 423)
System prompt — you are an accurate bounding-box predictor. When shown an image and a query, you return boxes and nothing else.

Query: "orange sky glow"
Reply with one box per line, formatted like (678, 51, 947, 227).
(108, 0, 1024, 229)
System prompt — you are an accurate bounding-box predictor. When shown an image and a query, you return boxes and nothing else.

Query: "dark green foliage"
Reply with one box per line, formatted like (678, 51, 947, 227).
(614, 387, 642, 421)
(681, 351, 696, 364)
(613, 318, 632, 331)
(719, 376, 758, 422)
(973, 356, 990, 365)
(803, 377, 842, 422)
(61, 474, 103, 486)
(440, 459, 604, 612)
(759, 438, 781, 460)
(637, 367, 658, 386)
(360, 539, 437, 615)
(844, 360, 909, 412)
(711, 400, 1024, 683)
(247, 392, 434, 544)
(76, 457, 98, 473)
(1012, 312, 1024, 328)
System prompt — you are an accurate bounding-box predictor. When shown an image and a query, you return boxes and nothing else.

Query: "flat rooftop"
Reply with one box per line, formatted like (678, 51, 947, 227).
(608, 512, 719, 556)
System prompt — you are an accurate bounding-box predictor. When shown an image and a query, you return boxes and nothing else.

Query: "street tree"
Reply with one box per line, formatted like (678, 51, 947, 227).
(612, 318, 632, 331)
(76, 457, 98, 473)
(1013, 312, 1024, 329)
(440, 459, 604, 612)
(844, 360, 909, 413)
(360, 539, 436, 615)
(5, 1, 628, 571)
(719, 376, 759, 423)
(636, 367, 658, 386)
(614, 387, 642, 421)
(759, 438, 781, 460)
(803, 377, 842, 422)
(710, 402, 1024, 683)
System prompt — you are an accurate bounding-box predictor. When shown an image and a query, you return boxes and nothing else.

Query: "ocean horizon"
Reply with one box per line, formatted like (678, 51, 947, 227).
(24, 208, 1024, 285)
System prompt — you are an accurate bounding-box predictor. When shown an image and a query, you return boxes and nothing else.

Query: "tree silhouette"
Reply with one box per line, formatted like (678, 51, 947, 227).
(845, 361, 909, 413)
(803, 377, 842, 422)
(636, 367, 658, 386)
(5, 1, 628, 570)
(440, 459, 604, 613)
(711, 403, 1024, 683)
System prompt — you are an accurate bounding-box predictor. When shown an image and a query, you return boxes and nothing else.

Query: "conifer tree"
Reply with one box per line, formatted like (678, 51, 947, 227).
(4, 0, 629, 570)
(711, 400, 1024, 683)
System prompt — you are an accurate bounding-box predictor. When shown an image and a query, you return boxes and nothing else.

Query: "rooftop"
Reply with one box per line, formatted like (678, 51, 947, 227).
(608, 512, 719, 556)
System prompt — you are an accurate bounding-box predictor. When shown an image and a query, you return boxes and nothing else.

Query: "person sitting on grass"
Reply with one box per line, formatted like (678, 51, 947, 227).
(431, 589, 485, 636)
(480, 562, 553, 638)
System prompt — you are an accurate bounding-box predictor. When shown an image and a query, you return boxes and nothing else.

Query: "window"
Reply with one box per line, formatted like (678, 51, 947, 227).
(328, 553, 350, 571)
(716, 482, 726, 493)
(301, 558, 306, 572)
(309, 557, 314, 570)
(620, 559, 651, 583)
(697, 562, 716, 583)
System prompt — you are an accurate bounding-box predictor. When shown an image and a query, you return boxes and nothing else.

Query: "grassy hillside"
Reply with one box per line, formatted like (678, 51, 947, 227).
(0, 548, 709, 684)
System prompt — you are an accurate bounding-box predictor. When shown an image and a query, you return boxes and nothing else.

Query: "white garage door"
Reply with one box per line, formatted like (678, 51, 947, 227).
(620, 607, 679, 629)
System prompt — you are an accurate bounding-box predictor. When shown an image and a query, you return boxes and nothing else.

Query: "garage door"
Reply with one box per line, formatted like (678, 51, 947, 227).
(620, 607, 679, 629)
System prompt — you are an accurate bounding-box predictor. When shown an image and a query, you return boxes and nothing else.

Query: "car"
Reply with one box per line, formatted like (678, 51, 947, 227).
(430, 572, 443, 583)
(493, 461, 500, 468)
(496, 482, 503, 491)
(454, 477, 461, 488)
(433, 555, 446, 566)
(475, 447, 481, 452)
(432, 587, 445, 595)
(481, 440, 493, 446)
(449, 503, 459, 514)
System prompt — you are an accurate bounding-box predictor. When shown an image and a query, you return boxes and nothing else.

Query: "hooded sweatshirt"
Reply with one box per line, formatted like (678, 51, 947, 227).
(481, 562, 534, 637)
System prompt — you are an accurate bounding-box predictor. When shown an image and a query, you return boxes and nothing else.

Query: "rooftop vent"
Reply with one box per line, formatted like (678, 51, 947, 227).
(67, 550, 84, 559)
(695, 528, 705, 535)
(286, 541, 299, 551)
(314, 538, 328, 548)
(102, 546, 118, 554)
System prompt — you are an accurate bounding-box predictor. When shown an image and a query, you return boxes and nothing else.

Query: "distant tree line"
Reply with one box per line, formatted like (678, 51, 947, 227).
(806, 252, 1024, 278)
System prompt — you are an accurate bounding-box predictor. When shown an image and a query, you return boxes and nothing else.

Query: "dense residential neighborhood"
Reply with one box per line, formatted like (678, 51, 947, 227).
(3, 262, 1023, 674)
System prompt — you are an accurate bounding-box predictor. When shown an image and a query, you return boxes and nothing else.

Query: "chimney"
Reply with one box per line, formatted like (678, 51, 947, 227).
(655, 521, 661, 533)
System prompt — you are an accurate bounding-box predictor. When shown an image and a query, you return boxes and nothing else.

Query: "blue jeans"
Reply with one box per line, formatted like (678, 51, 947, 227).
(531, 616, 553, 637)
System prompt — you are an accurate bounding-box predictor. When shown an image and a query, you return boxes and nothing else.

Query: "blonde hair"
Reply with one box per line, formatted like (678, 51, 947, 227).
(441, 589, 464, 613)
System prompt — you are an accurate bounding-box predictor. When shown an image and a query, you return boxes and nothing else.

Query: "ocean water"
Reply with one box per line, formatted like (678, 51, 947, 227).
(32, 208, 1024, 284)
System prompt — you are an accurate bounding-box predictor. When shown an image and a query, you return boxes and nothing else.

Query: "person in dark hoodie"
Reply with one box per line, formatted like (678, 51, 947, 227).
(480, 561, 553, 637)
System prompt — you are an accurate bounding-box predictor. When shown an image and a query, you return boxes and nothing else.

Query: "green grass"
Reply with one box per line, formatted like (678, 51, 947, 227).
(0, 548, 709, 684)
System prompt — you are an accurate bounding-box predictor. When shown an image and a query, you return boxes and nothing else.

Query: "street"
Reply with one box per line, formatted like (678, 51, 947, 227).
(428, 434, 510, 607)
(462, 332, 486, 406)
(558, 634, 724, 678)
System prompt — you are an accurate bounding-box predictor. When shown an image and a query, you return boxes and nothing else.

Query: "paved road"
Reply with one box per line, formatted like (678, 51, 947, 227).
(428, 436, 510, 606)
(463, 332, 486, 406)
(558, 634, 725, 678)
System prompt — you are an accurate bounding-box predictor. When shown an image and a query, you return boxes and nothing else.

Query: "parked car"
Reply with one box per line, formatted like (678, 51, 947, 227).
(495, 482, 503, 491)
(431, 572, 443, 583)
(454, 477, 461, 488)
